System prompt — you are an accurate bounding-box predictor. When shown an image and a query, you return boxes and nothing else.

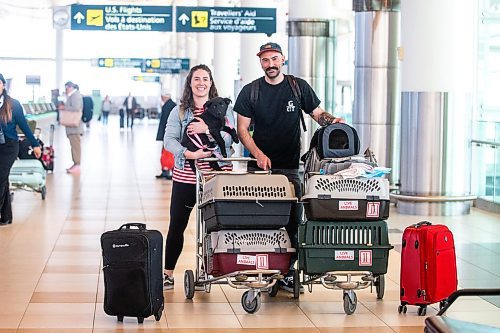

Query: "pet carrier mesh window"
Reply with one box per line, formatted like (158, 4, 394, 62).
(221, 185, 288, 198)
(221, 231, 290, 247)
(311, 225, 383, 246)
(314, 178, 381, 193)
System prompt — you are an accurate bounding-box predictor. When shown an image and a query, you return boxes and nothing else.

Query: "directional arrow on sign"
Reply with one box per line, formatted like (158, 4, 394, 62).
(178, 13, 189, 25)
(73, 12, 85, 24)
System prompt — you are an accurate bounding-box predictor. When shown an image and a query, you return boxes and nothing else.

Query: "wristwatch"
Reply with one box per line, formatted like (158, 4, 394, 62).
(205, 129, 210, 135)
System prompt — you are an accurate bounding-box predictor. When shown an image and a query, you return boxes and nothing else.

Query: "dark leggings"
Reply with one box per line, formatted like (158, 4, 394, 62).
(0, 140, 19, 222)
(164, 181, 196, 270)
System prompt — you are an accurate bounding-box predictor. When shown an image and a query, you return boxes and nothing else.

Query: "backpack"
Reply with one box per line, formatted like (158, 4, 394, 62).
(82, 96, 94, 122)
(250, 74, 307, 132)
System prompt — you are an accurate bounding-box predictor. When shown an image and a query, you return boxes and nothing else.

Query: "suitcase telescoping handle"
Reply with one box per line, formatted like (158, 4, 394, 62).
(119, 223, 146, 230)
(413, 221, 432, 228)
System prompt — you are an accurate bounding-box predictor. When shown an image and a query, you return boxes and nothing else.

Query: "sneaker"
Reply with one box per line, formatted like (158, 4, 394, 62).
(163, 275, 174, 290)
(279, 275, 305, 294)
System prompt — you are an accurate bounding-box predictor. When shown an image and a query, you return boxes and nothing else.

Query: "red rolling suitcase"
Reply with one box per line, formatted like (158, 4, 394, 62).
(398, 221, 457, 316)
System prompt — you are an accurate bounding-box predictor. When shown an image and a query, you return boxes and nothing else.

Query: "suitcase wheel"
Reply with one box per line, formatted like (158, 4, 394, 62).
(417, 306, 427, 316)
(397, 304, 407, 314)
(117, 315, 124, 322)
(137, 317, 144, 324)
(41, 186, 46, 200)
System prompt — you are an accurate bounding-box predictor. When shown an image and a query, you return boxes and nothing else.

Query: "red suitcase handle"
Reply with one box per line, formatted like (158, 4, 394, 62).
(413, 221, 432, 228)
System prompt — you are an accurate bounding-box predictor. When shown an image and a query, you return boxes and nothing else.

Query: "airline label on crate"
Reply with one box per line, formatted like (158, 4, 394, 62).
(256, 254, 269, 269)
(339, 200, 358, 211)
(237, 254, 256, 266)
(366, 202, 380, 217)
(359, 250, 373, 266)
(335, 250, 355, 260)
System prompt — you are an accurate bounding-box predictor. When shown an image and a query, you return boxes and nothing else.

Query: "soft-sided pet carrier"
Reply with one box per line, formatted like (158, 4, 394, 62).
(199, 174, 297, 232)
(302, 123, 361, 173)
(206, 229, 295, 276)
(312, 123, 360, 159)
(302, 175, 390, 221)
(298, 220, 393, 275)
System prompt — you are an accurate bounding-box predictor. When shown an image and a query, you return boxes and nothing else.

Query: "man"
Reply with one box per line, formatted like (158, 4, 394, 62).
(59, 81, 83, 174)
(123, 92, 138, 129)
(155, 92, 176, 179)
(233, 42, 343, 292)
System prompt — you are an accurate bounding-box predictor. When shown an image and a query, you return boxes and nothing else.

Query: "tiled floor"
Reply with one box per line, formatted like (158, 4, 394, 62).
(1, 115, 500, 332)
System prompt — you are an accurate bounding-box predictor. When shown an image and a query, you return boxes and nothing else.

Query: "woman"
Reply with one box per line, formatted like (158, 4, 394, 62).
(162, 64, 235, 289)
(0, 73, 41, 225)
(101, 95, 111, 125)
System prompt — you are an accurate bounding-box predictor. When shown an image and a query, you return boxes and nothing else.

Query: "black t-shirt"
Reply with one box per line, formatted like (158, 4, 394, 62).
(234, 76, 321, 169)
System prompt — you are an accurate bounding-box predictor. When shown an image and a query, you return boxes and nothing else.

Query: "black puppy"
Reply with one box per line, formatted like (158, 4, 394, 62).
(181, 97, 239, 171)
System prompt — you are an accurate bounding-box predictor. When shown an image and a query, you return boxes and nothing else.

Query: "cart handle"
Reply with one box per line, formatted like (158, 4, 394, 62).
(199, 157, 256, 163)
(437, 288, 500, 316)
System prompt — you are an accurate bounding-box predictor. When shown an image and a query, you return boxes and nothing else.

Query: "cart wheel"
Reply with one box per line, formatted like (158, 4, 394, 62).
(137, 317, 144, 324)
(417, 306, 427, 316)
(41, 186, 46, 200)
(184, 270, 195, 299)
(293, 269, 300, 299)
(268, 281, 279, 297)
(375, 275, 385, 299)
(117, 315, 124, 322)
(343, 291, 357, 315)
(241, 290, 261, 314)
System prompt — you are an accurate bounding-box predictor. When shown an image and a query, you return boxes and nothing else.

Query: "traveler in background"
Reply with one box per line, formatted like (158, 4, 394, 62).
(101, 95, 111, 125)
(155, 92, 176, 179)
(0, 73, 41, 225)
(233, 42, 344, 292)
(60, 81, 83, 174)
(123, 92, 137, 129)
(162, 64, 236, 289)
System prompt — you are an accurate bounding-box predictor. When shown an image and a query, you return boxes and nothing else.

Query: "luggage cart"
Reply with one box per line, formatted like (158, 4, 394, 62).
(9, 159, 47, 200)
(296, 220, 393, 314)
(183, 157, 297, 314)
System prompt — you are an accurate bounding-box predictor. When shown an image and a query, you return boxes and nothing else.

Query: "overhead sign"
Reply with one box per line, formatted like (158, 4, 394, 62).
(70, 5, 173, 31)
(96, 58, 144, 68)
(142, 58, 190, 74)
(176, 6, 276, 35)
(132, 76, 160, 82)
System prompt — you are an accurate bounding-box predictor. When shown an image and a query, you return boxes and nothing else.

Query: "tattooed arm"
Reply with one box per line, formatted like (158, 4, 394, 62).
(310, 107, 344, 126)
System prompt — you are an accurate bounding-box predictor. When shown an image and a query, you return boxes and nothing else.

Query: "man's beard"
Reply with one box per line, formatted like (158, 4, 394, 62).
(264, 66, 280, 79)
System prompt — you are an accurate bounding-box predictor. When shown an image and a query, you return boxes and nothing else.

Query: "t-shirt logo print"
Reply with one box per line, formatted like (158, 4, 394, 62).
(286, 100, 295, 113)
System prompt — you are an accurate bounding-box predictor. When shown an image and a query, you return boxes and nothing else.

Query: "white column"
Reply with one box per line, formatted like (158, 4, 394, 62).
(239, 0, 270, 86)
(197, 0, 214, 67)
(55, 29, 64, 91)
(213, 0, 239, 100)
(401, 0, 473, 92)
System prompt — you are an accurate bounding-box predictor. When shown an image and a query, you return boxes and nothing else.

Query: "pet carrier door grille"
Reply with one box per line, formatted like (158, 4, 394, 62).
(314, 178, 381, 193)
(221, 231, 290, 247)
(221, 185, 288, 198)
(311, 225, 383, 246)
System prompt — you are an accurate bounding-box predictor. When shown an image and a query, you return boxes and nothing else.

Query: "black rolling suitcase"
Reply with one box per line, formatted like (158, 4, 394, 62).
(101, 223, 164, 323)
(424, 289, 500, 332)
